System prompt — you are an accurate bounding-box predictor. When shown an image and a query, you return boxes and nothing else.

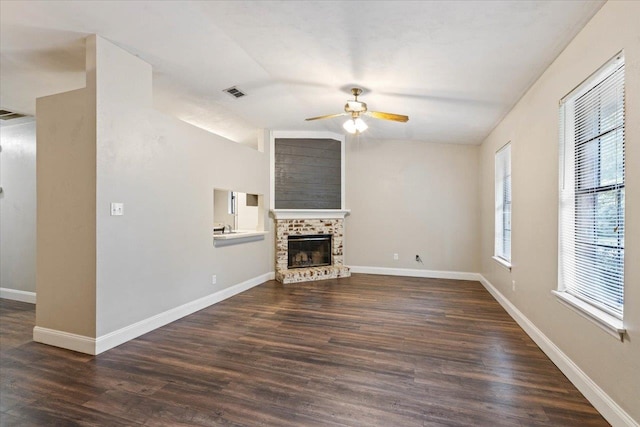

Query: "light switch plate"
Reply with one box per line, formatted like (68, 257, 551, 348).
(110, 202, 124, 216)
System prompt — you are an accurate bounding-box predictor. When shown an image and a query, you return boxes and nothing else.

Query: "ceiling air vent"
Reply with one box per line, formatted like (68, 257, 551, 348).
(223, 86, 246, 99)
(0, 109, 26, 120)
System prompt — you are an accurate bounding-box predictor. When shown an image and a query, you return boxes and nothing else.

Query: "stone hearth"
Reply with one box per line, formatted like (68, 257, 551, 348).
(275, 218, 350, 284)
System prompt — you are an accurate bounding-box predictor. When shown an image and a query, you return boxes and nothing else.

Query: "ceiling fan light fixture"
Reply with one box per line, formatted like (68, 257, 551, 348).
(306, 87, 407, 129)
(355, 117, 368, 132)
(343, 119, 356, 133)
(343, 117, 368, 134)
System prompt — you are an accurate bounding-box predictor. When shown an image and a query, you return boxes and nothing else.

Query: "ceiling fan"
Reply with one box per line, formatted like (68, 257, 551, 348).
(305, 88, 409, 134)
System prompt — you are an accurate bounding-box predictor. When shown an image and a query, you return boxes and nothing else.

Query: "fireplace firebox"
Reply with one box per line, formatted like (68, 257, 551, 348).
(288, 234, 332, 269)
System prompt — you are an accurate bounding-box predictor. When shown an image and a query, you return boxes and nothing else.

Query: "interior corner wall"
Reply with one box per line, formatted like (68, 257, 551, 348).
(36, 88, 96, 337)
(92, 36, 272, 337)
(478, 1, 640, 423)
(345, 139, 480, 273)
(237, 193, 259, 231)
(0, 121, 37, 294)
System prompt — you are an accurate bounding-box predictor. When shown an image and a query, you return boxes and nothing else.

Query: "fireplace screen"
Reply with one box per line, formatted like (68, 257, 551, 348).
(288, 234, 332, 269)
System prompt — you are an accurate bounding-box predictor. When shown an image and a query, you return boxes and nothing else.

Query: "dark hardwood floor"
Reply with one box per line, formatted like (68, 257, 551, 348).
(1, 274, 608, 426)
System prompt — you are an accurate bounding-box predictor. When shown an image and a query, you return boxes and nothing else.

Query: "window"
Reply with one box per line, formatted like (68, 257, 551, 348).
(494, 143, 512, 267)
(557, 53, 625, 336)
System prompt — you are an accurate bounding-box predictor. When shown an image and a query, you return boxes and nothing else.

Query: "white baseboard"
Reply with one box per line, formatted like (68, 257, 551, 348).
(33, 326, 95, 354)
(0, 287, 36, 304)
(33, 271, 275, 356)
(94, 271, 275, 354)
(349, 265, 480, 281)
(478, 275, 638, 427)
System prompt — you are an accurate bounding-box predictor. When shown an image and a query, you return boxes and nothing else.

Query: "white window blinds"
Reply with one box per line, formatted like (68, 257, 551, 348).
(495, 143, 512, 263)
(558, 53, 625, 319)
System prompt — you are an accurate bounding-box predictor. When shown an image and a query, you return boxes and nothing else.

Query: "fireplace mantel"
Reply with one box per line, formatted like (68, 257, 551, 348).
(270, 209, 351, 220)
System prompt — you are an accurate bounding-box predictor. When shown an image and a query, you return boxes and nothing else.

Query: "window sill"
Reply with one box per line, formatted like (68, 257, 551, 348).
(492, 256, 512, 271)
(552, 290, 626, 341)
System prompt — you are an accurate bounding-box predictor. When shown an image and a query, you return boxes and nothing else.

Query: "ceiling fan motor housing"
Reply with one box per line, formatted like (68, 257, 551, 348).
(345, 101, 367, 113)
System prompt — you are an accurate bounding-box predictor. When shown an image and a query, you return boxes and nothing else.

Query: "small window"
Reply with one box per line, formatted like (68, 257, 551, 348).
(495, 143, 512, 265)
(558, 53, 625, 329)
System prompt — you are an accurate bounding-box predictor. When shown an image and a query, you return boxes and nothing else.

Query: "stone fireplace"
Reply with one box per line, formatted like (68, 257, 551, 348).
(273, 211, 350, 284)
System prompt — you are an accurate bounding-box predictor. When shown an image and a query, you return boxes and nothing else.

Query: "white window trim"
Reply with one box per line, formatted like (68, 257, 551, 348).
(555, 51, 626, 340)
(492, 256, 512, 271)
(494, 142, 512, 264)
(552, 290, 626, 341)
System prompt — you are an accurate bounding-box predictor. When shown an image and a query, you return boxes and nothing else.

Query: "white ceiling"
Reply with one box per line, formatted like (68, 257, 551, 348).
(0, 0, 604, 145)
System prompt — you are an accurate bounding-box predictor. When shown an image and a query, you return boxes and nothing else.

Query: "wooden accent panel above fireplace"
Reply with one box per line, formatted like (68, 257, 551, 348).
(274, 138, 341, 210)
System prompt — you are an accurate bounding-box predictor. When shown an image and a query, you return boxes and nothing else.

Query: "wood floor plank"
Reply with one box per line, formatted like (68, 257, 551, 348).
(0, 275, 609, 426)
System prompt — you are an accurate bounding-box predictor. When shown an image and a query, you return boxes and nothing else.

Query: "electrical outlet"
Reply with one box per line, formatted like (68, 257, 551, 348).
(110, 202, 124, 216)
(212, 275, 217, 285)
(512, 280, 516, 291)
(393, 253, 399, 261)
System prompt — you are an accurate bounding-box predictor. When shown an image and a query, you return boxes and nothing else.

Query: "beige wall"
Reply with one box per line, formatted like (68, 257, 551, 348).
(35, 36, 273, 340)
(90, 36, 272, 337)
(0, 120, 36, 294)
(36, 88, 96, 337)
(237, 193, 260, 231)
(345, 139, 480, 273)
(479, 1, 640, 422)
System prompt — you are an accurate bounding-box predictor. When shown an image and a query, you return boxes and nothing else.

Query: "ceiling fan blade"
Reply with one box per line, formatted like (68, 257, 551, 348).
(366, 111, 409, 122)
(305, 112, 348, 121)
